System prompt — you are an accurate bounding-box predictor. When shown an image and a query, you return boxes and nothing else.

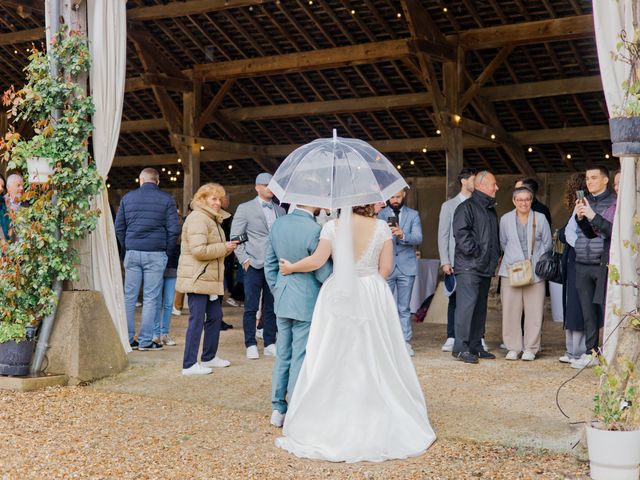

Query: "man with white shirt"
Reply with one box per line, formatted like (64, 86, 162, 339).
(437, 168, 476, 352)
(231, 173, 286, 359)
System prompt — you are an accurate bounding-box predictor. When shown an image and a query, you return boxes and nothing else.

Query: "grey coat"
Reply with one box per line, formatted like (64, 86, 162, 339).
(231, 197, 286, 269)
(498, 209, 552, 283)
(438, 193, 466, 268)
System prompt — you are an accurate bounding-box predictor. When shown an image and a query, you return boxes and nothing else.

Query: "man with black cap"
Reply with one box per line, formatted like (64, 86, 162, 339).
(231, 173, 286, 359)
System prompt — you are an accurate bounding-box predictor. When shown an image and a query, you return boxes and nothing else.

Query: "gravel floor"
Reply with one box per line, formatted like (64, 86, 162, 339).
(0, 304, 594, 479)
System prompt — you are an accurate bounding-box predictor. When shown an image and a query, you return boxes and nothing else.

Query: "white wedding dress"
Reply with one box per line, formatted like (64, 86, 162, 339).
(275, 219, 436, 463)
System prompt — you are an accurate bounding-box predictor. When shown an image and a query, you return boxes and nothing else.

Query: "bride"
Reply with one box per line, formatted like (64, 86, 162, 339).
(276, 204, 436, 463)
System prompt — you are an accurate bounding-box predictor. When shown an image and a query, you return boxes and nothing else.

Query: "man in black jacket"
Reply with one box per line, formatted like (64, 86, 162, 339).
(451, 171, 501, 364)
(571, 165, 617, 369)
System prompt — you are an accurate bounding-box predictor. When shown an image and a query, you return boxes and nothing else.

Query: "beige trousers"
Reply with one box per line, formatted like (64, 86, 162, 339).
(501, 278, 545, 354)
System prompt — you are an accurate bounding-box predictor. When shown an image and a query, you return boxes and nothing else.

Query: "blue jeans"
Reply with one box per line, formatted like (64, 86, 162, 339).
(154, 276, 177, 337)
(242, 266, 276, 347)
(123, 250, 167, 346)
(272, 317, 311, 414)
(387, 271, 415, 342)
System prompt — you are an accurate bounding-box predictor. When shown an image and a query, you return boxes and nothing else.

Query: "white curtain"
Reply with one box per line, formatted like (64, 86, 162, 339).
(87, 0, 130, 352)
(594, 0, 639, 360)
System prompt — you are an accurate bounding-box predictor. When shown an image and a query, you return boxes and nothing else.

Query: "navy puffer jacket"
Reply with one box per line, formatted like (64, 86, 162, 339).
(574, 188, 617, 265)
(115, 183, 181, 254)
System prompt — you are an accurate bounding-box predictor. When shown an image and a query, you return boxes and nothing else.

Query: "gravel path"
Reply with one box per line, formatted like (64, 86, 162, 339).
(0, 305, 594, 478)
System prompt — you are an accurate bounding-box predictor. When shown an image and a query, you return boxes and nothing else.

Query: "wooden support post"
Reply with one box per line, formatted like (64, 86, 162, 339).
(182, 77, 201, 215)
(443, 45, 463, 200)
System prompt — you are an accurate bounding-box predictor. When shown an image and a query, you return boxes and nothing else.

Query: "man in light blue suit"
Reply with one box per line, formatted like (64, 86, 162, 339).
(265, 206, 332, 427)
(378, 189, 423, 356)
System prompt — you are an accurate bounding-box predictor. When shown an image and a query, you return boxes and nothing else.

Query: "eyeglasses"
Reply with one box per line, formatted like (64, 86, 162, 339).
(514, 198, 532, 203)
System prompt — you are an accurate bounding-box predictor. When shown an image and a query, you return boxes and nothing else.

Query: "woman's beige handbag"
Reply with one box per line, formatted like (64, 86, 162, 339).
(507, 214, 536, 287)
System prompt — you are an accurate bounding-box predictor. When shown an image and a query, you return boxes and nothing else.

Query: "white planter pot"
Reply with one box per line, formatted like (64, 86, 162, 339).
(26, 157, 54, 183)
(586, 424, 640, 480)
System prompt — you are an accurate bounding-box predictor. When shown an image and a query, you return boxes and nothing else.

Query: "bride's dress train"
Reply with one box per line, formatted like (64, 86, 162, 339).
(276, 219, 436, 462)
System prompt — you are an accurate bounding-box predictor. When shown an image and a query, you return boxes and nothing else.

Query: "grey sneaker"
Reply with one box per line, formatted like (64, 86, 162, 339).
(161, 334, 176, 346)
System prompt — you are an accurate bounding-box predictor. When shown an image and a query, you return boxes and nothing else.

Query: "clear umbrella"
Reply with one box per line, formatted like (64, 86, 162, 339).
(268, 130, 408, 209)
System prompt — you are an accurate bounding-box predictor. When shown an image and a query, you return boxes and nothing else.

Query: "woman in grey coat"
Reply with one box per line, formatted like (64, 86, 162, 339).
(498, 186, 552, 361)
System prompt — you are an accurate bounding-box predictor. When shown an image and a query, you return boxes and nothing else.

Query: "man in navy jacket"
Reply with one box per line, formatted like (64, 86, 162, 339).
(115, 168, 181, 351)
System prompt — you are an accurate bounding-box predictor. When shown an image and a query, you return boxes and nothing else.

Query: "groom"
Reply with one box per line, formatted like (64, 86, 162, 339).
(264, 205, 332, 427)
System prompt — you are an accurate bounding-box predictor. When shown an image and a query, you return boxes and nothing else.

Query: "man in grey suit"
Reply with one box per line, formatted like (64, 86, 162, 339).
(231, 173, 286, 360)
(437, 168, 476, 352)
(378, 189, 423, 356)
(265, 205, 332, 427)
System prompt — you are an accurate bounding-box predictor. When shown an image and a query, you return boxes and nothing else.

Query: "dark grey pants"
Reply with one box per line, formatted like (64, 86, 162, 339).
(453, 274, 491, 354)
(575, 263, 603, 354)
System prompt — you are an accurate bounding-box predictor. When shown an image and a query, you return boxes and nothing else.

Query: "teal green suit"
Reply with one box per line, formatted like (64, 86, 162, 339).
(265, 209, 332, 414)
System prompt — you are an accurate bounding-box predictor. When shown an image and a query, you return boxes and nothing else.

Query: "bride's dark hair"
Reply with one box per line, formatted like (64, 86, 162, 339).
(352, 204, 376, 217)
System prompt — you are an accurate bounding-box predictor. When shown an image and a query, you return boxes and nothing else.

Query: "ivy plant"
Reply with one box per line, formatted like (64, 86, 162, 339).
(0, 28, 102, 343)
(594, 356, 640, 431)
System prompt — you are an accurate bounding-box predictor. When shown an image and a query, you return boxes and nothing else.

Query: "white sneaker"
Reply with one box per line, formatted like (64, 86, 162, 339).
(264, 344, 277, 357)
(270, 410, 286, 428)
(441, 337, 455, 352)
(225, 298, 240, 307)
(559, 355, 573, 364)
(182, 363, 213, 376)
(571, 353, 599, 369)
(521, 351, 535, 361)
(482, 338, 490, 351)
(171, 306, 182, 316)
(499, 343, 507, 350)
(256, 328, 264, 339)
(505, 350, 519, 361)
(201, 356, 231, 368)
(135, 301, 142, 307)
(246, 345, 259, 359)
(161, 334, 176, 346)
(406, 342, 415, 357)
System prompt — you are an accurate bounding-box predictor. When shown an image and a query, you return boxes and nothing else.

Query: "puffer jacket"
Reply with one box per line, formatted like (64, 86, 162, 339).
(176, 204, 230, 295)
(574, 188, 617, 265)
(452, 190, 500, 277)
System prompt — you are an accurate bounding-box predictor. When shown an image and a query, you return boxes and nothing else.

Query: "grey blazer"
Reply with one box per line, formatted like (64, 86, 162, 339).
(231, 197, 286, 269)
(498, 209, 552, 283)
(437, 193, 465, 268)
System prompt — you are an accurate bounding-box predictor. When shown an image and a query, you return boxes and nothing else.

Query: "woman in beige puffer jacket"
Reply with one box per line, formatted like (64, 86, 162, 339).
(177, 183, 238, 375)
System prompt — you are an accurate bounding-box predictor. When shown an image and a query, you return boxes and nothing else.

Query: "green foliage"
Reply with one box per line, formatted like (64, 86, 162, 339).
(0, 28, 102, 343)
(594, 356, 640, 431)
(612, 28, 640, 117)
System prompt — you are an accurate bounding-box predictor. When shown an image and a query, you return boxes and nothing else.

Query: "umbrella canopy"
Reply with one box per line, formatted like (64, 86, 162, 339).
(268, 131, 408, 210)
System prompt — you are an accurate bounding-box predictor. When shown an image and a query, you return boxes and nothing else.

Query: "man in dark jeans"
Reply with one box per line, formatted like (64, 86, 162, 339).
(230, 173, 286, 360)
(572, 165, 617, 369)
(451, 171, 501, 364)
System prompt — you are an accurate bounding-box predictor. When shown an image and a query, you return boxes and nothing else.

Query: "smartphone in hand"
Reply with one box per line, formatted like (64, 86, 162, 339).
(387, 216, 398, 227)
(576, 190, 585, 202)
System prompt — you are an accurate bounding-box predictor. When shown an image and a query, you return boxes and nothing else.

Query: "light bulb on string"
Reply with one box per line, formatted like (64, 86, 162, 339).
(436, 129, 441, 135)
(605, 154, 610, 159)
(422, 147, 427, 153)
(527, 147, 533, 153)
(490, 134, 496, 140)
(566, 154, 572, 160)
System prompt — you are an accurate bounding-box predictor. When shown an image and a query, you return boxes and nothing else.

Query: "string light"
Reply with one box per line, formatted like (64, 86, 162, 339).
(168, 170, 172, 175)
(134, 178, 138, 183)
(436, 129, 441, 135)
(161, 167, 166, 172)
(410, 160, 415, 165)
(176, 171, 181, 176)
(566, 154, 572, 160)
(350, 9, 355, 14)
(453, 114, 461, 123)
(605, 154, 610, 159)
(107, 183, 111, 189)
(527, 147, 533, 153)
(200, 145, 205, 151)
(308, 0, 313, 4)
(249, 5, 253, 10)
(443, 7, 448, 12)
(177, 158, 182, 163)
(397, 12, 402, 18)
(228, 164, 233, 170)
(397, 164, 402, 169)
(422, 147, 427, 153)
(13, 50, 17, 54)
(490, 134, 496, 140)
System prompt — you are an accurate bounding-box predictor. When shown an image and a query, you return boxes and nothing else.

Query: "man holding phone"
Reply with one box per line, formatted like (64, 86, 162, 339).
(572, 166, 617, 369)
(378, 189, 423, 356)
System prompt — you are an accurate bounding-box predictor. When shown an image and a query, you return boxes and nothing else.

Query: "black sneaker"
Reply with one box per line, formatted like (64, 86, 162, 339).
(474, 350, 496, 360)
(220, 320, 233, 331)
(130, 340, 139, 350)
(452, 351, 479, 364)
(138, 341, 164, 351)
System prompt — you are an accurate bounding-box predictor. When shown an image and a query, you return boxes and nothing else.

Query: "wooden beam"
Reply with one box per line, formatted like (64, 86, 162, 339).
(481, 75, 603, 101)
(120, 118, 166, 133)
(192, 39, 415, 80)
(127, 0, 269, 21)
(112, 151, 248, 167)
(198, 79, 235, 134)
(511, 125, 610, 143)
(139, 73, 193, 92)
(2, 1, 45, 12)
(0, 27, 44, 45)
(460, 46, 513, 109)
(458, 14, 594, 50)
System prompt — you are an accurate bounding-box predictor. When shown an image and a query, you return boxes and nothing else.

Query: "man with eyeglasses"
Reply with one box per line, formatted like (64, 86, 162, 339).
(451, 171, 501, 364)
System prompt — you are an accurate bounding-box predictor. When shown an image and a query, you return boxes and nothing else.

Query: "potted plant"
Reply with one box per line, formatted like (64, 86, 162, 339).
(609, 6, 640, 155)
(586, 354, 640, 480)
(0, 28, 102, 375)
